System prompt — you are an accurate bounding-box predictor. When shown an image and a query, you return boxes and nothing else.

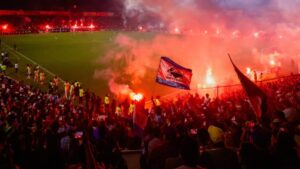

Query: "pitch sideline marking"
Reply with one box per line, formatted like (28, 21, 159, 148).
(2, 42, 65, 83)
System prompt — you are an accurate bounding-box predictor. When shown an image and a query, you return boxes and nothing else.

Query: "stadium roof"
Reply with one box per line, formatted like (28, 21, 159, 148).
(0, 0, 122, 12)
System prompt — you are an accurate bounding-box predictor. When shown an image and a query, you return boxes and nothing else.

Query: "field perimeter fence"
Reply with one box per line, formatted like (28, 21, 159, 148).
(157, 73, 300, 102)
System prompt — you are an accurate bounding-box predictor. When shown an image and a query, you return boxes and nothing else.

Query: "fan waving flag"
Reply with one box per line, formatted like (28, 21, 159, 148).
(156, 56, 192, 90)
(228, 54, 267, 120)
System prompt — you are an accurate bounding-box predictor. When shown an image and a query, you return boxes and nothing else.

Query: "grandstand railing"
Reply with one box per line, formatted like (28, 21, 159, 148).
(158, 73, 300, 101)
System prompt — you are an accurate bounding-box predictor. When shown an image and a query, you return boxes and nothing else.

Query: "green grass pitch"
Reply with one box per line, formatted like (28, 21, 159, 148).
(0, 31, 157, 96)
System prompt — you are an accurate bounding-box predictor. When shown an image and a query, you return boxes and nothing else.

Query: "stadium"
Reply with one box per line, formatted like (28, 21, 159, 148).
(0, 1, 300, 169)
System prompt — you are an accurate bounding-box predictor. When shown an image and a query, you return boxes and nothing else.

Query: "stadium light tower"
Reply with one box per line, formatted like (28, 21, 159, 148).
(45, 24, 51, 30)
(72, 24, 78, 29)
(89, 24, 95, 29)
(2, 24, 8, 30)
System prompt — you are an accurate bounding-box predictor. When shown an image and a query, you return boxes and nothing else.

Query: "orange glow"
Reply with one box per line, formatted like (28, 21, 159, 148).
(45, 24, 51, 29)
(89, 24, 95, 29)
(205, 68, 215, 86)
(269, 59, 276, 66)
(138, 26, 143, 31)
(216, 28, 220, 35)
(72, 24, 78, 29)
(232, 30, 240, 38)
(253, 32, 259, 38)
(2, 24, 8, 30)
(246, 67, 251, 75)
(130, 92, 143, 101)
(174, 27, 180, 34)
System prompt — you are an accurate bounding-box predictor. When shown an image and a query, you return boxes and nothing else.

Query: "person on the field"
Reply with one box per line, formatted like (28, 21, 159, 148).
(69, 82, 74, 99)
(64, 80, 70, 99)
(0, 64, 6, 74)
(53, 76, 59, 86)
(53, 76, 59, 92)
(1, 52, 5, 60)
(48, 80, 54, 93)
(14, 63, 18, 73)
(34, 69, 39, 82)
(79, 87, 84, 103)
(253, 70, 257, 82)
(74, 81, 80, 97)
(26, 64, 31, 79)
(39, 71, 45, 84)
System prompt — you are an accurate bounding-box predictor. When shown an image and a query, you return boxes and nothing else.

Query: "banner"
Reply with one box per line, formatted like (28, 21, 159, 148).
(156, 56, 192, 90)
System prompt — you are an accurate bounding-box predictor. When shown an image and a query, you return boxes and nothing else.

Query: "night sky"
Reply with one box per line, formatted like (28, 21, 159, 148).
(0, 0, 122, 12)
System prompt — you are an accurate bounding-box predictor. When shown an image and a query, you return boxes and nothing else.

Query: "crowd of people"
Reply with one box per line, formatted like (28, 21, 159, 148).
(0, 15, 126, 35)
(0, 44, 300, 169)
(0, 67, 299, 169)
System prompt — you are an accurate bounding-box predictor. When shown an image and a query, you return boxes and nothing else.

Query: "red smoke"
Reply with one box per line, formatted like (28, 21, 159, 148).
(94, 0, 300, 98)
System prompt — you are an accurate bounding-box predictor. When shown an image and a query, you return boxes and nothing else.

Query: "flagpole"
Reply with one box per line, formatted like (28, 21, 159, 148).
(228, 53, 234, 65)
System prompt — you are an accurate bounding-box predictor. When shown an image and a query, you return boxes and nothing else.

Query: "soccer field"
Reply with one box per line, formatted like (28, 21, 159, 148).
(0, 31, 163, 96)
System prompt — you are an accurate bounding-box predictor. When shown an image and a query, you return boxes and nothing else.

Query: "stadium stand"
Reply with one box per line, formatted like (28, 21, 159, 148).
(0, 70, 299, 169)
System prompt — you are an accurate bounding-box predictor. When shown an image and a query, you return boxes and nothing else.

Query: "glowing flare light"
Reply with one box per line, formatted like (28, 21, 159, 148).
(174, 27, 180, 34)
(246, 67, 251, 76)
(72, 24, 78, 29)
(45, 24, 51, 29)
(138, 26, 143, 31)
(269, 59, 276, 66)
(2, 24, 8, 30)
(89, 24, 95, 29)
(205, 68, 215, 87)
(253, 32, 259, 38)
(130, 92, 144, 101)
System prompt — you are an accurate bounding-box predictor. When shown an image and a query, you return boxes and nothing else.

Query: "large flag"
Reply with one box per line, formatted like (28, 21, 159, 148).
(156, 56, 192, 90)
(229, 54, 267, 120)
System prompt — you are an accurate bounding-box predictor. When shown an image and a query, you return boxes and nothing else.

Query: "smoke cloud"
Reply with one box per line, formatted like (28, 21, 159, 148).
(95, 0, 300, 97)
